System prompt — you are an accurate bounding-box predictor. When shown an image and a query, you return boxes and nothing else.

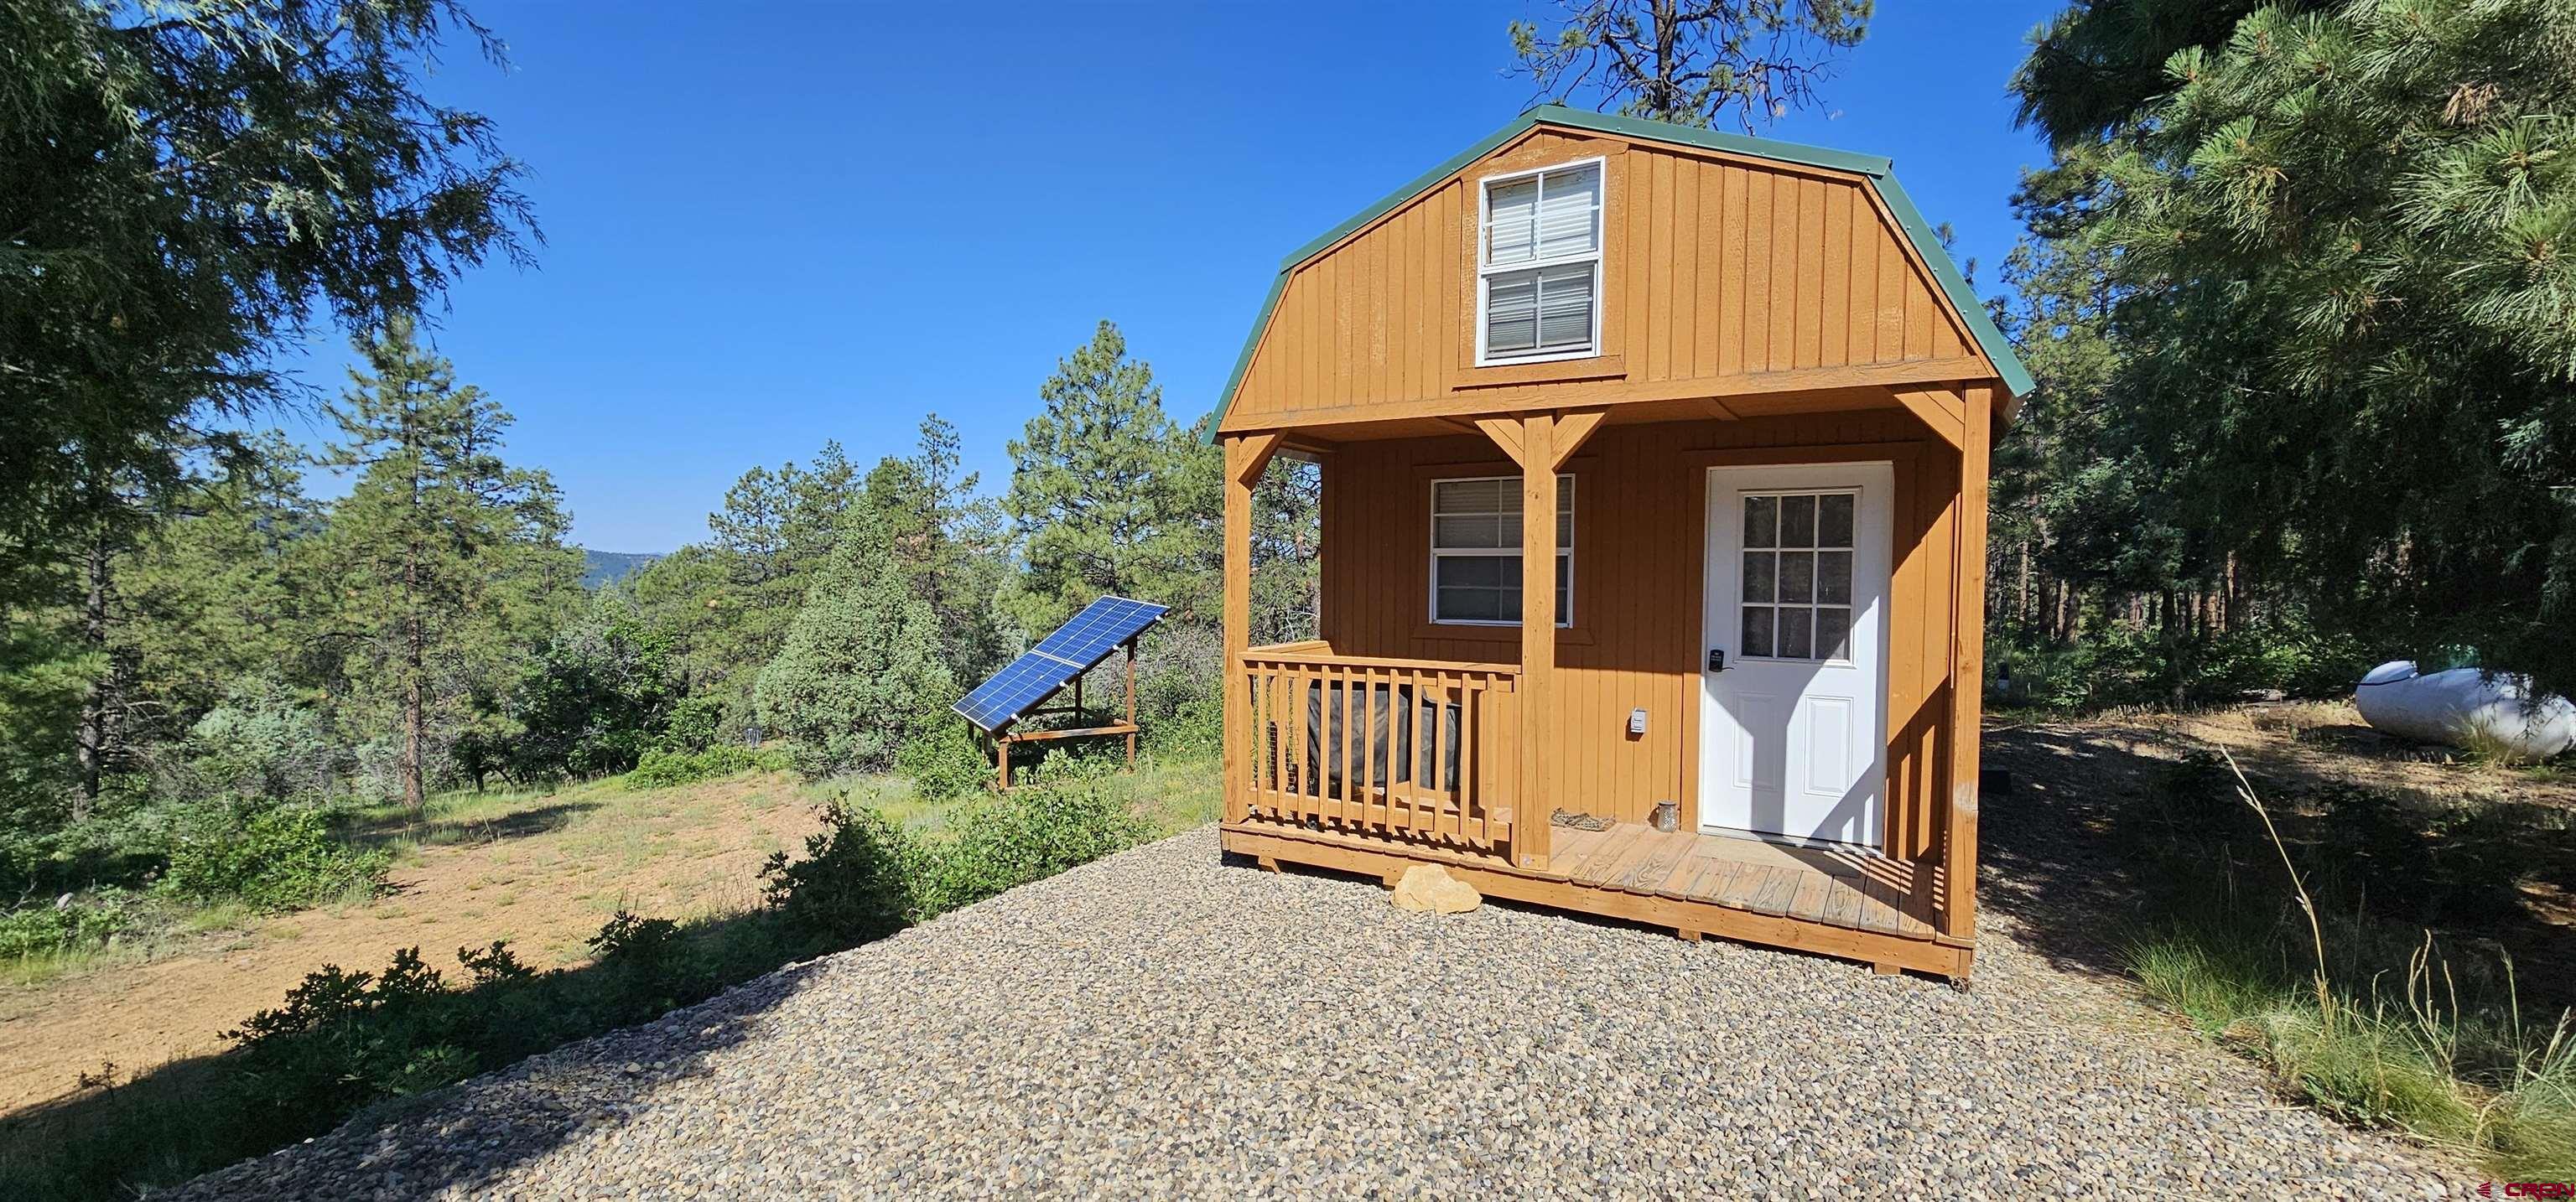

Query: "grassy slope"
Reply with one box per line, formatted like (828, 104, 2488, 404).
(0, 750, 1218, 1201)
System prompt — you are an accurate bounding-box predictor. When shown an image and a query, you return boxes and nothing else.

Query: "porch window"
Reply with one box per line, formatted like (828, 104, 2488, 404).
(1478, 160, 1602, 364)
(1429, 475, 1572, 625)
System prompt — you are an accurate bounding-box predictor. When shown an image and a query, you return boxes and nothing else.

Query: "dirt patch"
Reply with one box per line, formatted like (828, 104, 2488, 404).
(0, 774, 822, 1117)
(2097, 699, 2576, 811)
(1981, 701, 2576, 1011)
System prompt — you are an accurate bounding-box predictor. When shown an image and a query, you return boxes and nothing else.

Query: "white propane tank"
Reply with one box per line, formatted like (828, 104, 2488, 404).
(2351, 660, 2576, 762)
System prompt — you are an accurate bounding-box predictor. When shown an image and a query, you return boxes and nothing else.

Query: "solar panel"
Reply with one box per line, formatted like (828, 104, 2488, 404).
(953, 595, 1168, 733)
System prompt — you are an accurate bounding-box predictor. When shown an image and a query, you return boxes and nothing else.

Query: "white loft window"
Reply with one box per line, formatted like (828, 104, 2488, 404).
(1478, 160, 1602, 365)
(1430, 475, 1573, 625)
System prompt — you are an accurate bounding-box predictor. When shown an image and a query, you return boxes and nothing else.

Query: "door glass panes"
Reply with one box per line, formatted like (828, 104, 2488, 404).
(1737, 490, 1857, 661)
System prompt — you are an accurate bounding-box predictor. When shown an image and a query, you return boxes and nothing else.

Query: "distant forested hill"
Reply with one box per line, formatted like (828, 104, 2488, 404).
(581, 549, 664, 589)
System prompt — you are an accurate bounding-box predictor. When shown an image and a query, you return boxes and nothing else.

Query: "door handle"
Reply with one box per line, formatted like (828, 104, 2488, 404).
(1706, 649, 1727, 672)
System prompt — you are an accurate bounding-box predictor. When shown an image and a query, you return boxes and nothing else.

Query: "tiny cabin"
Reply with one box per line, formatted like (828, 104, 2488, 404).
(1211, 106, 2027, 982)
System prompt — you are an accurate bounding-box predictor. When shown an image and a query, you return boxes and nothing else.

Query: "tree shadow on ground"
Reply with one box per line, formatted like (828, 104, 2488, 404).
(1977, 719, 2576, 1014)
(0, 906, 840, 1202)
(342, 800, 605, 853)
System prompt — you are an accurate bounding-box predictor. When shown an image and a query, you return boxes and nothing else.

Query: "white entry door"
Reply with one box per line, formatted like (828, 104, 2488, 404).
(1697, 462, 1892, 848)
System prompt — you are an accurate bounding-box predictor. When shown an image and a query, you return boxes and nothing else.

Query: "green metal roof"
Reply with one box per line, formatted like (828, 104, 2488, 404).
(1204, 105, 2032, 442)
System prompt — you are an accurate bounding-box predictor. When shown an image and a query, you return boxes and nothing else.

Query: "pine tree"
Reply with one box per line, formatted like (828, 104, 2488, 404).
(699, 440, 862, 708)
(1001, 321, 1221, 635)
(1509, 0, 1872, 131)
(864, 415, 1010, 686)
(113, 433, 329, 757)
(316, 317, 579, 811)
(2001, 0, 2576, 698)
(1, 0, 534, 614)
(1252, 459, 1322, 646)
(753, 511, 955, 776)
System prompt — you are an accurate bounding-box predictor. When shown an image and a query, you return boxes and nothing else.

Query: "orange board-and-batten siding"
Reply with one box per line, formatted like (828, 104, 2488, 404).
(1208, 106, 2024, 979)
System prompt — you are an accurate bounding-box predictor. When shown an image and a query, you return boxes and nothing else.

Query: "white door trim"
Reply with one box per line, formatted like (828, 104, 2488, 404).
(1696, 461, 1893, 850)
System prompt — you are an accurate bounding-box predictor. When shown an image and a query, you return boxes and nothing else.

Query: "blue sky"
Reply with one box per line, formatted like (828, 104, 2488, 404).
(280, 1, 2064, 552)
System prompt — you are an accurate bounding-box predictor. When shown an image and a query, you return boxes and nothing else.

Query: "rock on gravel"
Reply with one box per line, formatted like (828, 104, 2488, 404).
(169, 828, 2459, 1199)
(1389, 863, 1480, 914)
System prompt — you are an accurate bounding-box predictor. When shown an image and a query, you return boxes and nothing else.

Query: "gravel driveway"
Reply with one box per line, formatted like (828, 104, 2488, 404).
(172, 828, 2455, 1199)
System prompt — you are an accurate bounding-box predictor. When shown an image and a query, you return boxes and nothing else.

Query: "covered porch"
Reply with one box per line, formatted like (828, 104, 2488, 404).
(1215, 396, 1988, 980)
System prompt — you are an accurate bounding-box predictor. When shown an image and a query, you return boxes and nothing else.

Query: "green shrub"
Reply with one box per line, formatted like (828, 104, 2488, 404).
(896, 718, 992, 803)
(657, 693, 726, 754)
(184, 675, 335, 803)
(764, 777, 1148, 935)
(225, 946, 466, 1117)
(503, 607, 682, 782)
(1149, 692, 1223, 759)
(4, 906, 828, 1199)
(218, 910, 811, 1158)
(915, 780, 1147, 914)
(0, 891, 138, 960)
(624, 743, 789, 789)
(0, 802, 177, 899)
(1991, 619, 2372, 715)
(164, 805, 389, 911)
(761, 800, 922, 942)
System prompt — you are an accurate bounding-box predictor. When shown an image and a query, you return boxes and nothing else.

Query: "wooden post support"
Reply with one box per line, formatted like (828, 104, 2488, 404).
(996, 729, 1010, 791)
(1518, 412, 1558, 870)
(1944, 386, 1992, 943)
(1123, 638, 1138, 770)
(1223, 433, 1283, 825)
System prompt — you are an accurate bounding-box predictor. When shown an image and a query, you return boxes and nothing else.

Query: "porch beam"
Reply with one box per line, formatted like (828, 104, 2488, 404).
(1549, 407, 1608, 469)
(1518, 413, 1558, 869)
(1943, 386, 1992, 940)
(1472, 417, 1527, 467)
(1222, 433, 1273, 824)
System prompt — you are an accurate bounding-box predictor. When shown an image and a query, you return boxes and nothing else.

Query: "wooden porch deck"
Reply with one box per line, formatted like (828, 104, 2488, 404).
(1546, 822, 1937, 941)
(1218, 816, 1968, 979)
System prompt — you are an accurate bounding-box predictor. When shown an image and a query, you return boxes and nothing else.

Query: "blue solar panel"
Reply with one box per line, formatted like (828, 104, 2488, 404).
(953, 595, 1168, 733)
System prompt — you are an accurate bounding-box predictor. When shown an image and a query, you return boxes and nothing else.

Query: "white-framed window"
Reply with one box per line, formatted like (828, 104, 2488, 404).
(1737, 490, 1857, 662)
(1477, 158, 1604, 365)
(1429, 475, 1573, 626)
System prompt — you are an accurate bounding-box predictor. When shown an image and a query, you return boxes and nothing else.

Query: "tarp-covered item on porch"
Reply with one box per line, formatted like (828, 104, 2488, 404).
(2352, 661, 2576, 761)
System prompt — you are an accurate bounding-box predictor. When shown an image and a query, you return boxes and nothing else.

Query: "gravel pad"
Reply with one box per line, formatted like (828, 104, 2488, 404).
(171, 828, 2453, 1199)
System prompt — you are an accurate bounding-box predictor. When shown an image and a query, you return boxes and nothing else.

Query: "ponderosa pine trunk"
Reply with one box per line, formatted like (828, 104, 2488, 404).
(71, 530, 110, 822)
(400, 421, 427, 814)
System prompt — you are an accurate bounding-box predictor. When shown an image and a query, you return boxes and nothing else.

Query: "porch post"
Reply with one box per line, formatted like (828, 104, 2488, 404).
(1943, 386, 1993, 940)
(1518, 414, 1558, 869)
(1223, 433, 1282, 826)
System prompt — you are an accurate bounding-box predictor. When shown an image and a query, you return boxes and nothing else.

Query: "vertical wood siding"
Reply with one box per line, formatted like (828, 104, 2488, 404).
(1315, 412, 1955, 861)
(1228, 135, 1976, 427)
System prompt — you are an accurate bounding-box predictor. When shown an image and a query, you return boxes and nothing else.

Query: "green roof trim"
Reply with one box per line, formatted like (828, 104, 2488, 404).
(1870, 170, 2037, 399)
(1204, 106, 2029, 443)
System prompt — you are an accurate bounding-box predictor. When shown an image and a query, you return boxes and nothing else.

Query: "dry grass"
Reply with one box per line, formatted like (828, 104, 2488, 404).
(2125, 749, 2576, 1179)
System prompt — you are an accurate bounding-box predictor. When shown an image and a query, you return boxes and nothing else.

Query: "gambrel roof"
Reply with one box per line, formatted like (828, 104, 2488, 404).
(1206, 105, 2030, 438)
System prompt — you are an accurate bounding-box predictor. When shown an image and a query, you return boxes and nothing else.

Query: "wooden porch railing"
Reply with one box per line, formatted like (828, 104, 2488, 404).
(1234, 646, 1519, 852)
